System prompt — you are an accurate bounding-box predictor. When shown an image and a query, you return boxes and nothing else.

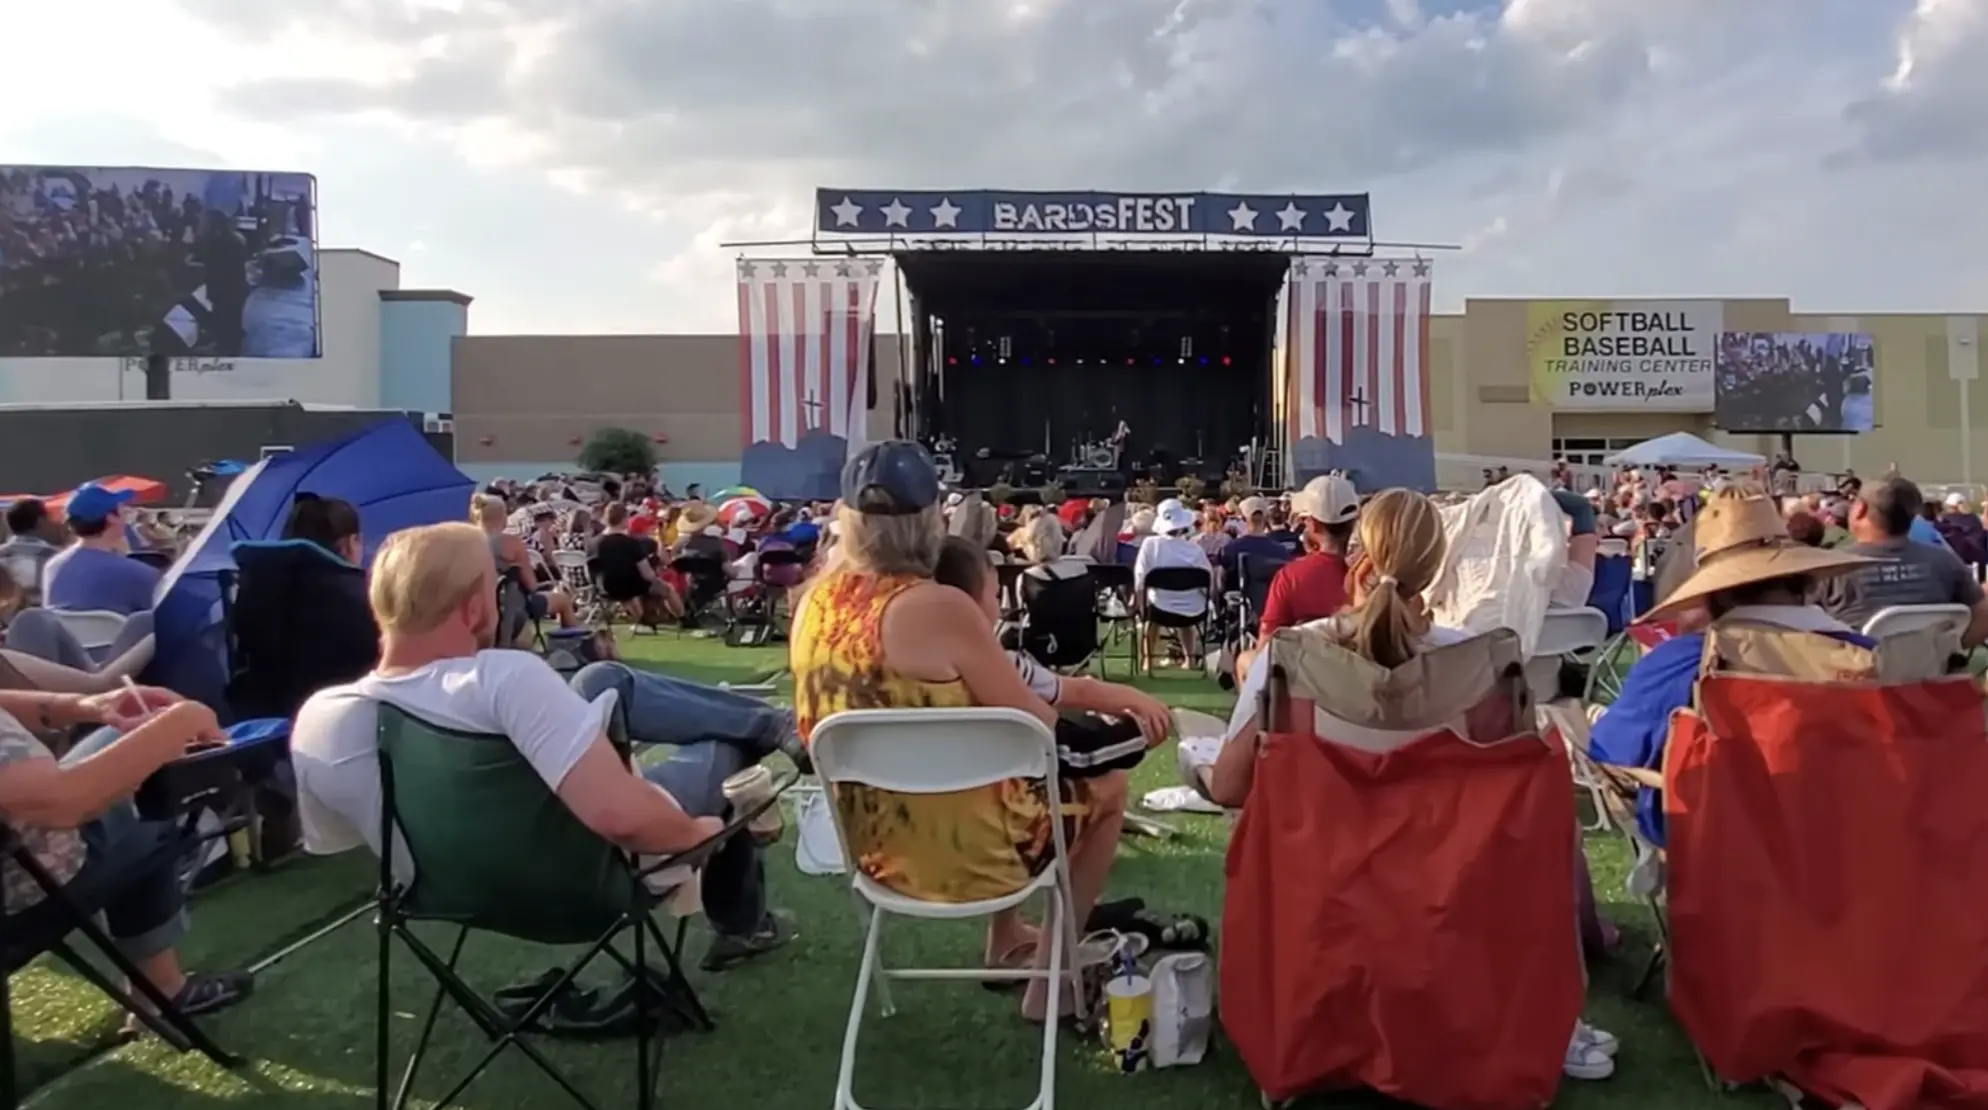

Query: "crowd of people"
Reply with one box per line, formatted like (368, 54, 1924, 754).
(1, 440, 1983, 1101)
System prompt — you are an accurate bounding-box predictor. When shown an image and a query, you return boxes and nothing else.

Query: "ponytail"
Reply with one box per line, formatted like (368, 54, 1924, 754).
(284, 492, 361, 555)
(1343, 571, 1425, 670)
(1337, 488, 1447, 669)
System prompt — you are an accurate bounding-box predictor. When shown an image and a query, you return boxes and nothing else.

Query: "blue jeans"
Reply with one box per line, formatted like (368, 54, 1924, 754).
(567, 662, 786, 937)
(7, 609, 154, 670)
(30, 727, 190, 961)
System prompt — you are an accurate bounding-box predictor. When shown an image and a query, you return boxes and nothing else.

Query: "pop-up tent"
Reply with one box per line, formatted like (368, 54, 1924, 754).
(149, 420, 475, 713)
(0, 474, 171, 510)
(1605, 432, 1764, 469)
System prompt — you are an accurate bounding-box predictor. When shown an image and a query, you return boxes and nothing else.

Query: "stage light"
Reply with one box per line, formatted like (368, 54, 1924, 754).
(1222, 356, 1233, 367)
(1177, 357, 1186, 365)
(1020, 357, 1030, 366)
(971, 356, 981, 366)
(1199, 357, 1209, 366)
(1125, 358, 1135, 366)
(997, 357, 1008, 365)
(1152, 357, 1163, 366)
(947, 356, 957, 366)
(1047, 358, 1056, 366)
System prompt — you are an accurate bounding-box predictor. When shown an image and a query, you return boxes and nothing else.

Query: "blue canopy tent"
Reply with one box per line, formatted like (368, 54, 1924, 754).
(149, 421, 475, 714)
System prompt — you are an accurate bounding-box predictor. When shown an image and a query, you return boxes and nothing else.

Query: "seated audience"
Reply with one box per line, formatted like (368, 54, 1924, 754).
(1259, 474, 1359, 637)
(0, 684, 252, 1016)
(789, 442, 1129, 1023)
(289, 523, 794, 969)
(1194, 505, 1230, 563)
(1938, 493, 1988, 565)
(1785, 511, 1826, 547)
(228, 494, 379, 721)
(1550, 488, 1600, 608)
(1591, 487, 1879, 850)
(524, 508, 564, 584)
(1011, 509, 1068, 567)
(594, 502, 683, 623)
(1819, 477, 1988, 643)
(471, 493, 578, 632)
(1133, 504, 1213, 669)
(1210, 487, 1620, 1079)
(0, 498, 65, 603)
(42, 484, 160, 616)
(1219, 496, 1288, 587)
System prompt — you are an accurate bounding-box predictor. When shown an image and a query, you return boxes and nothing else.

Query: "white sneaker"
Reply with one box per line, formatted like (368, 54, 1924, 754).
(1564, 1022, 1617, 1080)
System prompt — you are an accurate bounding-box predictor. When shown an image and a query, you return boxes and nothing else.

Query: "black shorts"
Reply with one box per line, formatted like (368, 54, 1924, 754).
(1053, 712, 1146, 778)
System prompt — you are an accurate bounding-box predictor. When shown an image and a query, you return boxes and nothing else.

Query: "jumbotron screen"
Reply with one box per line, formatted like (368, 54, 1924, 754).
(1714, 331, 1875, 433)
(0, 165, 319, 359)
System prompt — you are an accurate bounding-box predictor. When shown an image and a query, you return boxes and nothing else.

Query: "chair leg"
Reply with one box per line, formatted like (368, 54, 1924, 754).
(641, 913, 713, 1032)
(1036, 885, 1067, 1110)
(376, 904, 393, 1110)
(51, 934, 236, 1067)
(392, 927, 468, 1110)
(634, 907, 653, 1110)
(835, 904, 888, 1110)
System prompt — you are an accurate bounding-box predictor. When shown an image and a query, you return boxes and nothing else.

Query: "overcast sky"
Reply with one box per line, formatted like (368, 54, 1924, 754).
(4, 0, 1982, 335)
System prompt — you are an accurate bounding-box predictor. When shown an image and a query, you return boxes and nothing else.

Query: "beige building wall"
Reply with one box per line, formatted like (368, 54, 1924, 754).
(451, 333, 905, 469)
(1431, 299, 1985, 486)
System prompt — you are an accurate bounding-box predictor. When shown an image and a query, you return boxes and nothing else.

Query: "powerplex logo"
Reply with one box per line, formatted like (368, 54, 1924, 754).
(1561, 379, 1690, 401)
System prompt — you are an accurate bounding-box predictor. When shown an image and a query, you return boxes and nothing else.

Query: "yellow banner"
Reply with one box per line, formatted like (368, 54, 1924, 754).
(1525, 299, 1723, 411)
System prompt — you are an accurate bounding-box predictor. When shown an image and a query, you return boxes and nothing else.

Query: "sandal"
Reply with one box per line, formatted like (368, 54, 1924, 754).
(1086, 903, 1209, 951)
(981, 899, 1146, 992)
(175, 971, 254, 1016)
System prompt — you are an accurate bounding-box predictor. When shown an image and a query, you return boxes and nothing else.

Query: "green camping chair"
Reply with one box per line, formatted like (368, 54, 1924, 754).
(372, 703, 787, 1110)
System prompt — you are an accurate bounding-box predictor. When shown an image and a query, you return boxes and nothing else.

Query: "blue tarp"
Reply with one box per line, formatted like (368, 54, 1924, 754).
(149, 421, 474, 714)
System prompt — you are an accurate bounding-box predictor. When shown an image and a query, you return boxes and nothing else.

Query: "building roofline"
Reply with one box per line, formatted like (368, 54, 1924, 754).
(380, 288, 473, 306)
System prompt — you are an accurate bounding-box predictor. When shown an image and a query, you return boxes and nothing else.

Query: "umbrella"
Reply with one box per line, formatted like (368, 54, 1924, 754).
(150, 420, 475, 713)
(716, 494, 772, 529)
(711, 485, 761, 503)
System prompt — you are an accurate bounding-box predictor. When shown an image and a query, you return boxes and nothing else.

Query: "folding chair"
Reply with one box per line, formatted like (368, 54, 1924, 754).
(1233, 552, 1289, 650)
(1861, 602, 1970, 642)
(372, 703, 784, 1110)
(0, 822, 238, 1107)
(46, 608, 128, 662)
(1525, 606, 1609, 703)
(810, 708, 1081, 1110)
(1088, 562, 1135, 661)
(553, 548, 605, 626)
(1133, 566, 1212, 676)
(1018, 570, 1105, 678)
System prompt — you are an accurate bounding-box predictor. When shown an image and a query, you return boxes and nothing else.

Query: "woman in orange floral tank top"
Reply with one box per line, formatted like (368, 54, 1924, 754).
(791, 442, 1128, 1023)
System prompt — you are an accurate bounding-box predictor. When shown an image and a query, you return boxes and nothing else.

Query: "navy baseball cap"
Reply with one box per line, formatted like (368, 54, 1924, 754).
(841, 441, 940, 515)
(64, 482, 135, 524)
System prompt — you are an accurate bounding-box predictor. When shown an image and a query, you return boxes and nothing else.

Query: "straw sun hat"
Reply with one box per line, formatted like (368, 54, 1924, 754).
(1641, 489, 1881, 622)
(677, 501, 718, 532)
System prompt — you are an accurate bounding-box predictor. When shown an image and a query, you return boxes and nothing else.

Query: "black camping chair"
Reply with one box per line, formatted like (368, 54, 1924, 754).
(1019, 569, 1106, 678)
(0, 821, 238, 1107)
(1233, 552, 1292, 650)
(372, 703, 792, 1110)
(1134, 566, 1213, 676)
(1088, 562, 1136, 661)
(727, 546, 804, 647)
(669, 549, 731, 634)
(495, 566, 542, 651)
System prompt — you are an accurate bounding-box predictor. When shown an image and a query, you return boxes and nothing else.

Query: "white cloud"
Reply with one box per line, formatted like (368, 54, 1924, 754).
(3, 0, 1984, 332)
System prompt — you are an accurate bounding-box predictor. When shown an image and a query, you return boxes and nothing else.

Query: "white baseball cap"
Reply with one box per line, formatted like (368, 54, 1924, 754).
(1289, 474, 1360, 525)
(1238, 496, 1270, 519)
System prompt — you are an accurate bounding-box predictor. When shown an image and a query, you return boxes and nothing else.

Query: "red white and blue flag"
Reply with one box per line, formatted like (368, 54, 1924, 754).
(1285, 258, 1434, 443)
(736, 258, 882, 448)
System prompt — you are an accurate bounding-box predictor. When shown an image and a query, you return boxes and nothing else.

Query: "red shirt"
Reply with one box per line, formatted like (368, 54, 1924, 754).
(1259, 552, 1350, 638)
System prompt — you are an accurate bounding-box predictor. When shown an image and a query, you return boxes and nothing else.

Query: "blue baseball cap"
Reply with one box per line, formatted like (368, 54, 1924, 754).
(841, 441, 940, 515)
(64, 482, 135, 524)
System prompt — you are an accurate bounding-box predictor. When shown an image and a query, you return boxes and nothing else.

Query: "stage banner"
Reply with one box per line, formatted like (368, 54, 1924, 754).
(735, 257, 882, 501)
(1285, 257, 1436, 493)
(815, 189, 1370, 240)
(1524, 300, 1723, 410)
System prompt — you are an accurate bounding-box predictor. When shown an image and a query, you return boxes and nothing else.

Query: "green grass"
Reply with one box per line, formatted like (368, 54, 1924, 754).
(14, 631, 1775, 1109)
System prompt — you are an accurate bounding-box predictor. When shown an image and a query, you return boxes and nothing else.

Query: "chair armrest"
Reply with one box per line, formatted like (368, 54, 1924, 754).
(634, 767, 801, 878)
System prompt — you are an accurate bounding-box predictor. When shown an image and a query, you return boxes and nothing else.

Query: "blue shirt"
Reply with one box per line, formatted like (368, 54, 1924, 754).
(41, 545, 161, 615)
(1909, 516, 1951, 550)
(1588, 622, 1875, 847)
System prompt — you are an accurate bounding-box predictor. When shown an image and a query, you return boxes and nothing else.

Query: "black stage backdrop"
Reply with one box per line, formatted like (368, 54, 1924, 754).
(898, 250, 1287, 471)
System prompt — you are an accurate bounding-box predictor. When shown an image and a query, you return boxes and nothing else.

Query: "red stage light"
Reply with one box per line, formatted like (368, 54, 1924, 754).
(947, 356, 957, 365)
(1221, 356, 1233, 366)
(1125, 358, 1134, 366)
(1047, 358, 1056, 366)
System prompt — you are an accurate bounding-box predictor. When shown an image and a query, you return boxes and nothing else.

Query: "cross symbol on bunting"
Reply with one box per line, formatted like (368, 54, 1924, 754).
(801, 392, 824, 429)
(1348, 389, 1371, 425)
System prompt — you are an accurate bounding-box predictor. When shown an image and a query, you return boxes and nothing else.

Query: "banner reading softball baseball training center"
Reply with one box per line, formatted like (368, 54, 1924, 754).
(1525, 300, 1723, 411)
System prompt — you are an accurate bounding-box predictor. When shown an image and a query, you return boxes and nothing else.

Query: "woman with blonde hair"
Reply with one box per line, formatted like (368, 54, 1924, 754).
(1012, 510, 1066, 565)
(789, 442, 1131, 1023)
(470, 492, 578, 634)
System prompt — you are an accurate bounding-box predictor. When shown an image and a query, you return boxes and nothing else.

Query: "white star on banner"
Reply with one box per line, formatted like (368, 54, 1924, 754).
(881, 198, 912, 227)
(829, 196, 863, 227)
(929, 197, 962, 229)
(1275, 202, 1306, 231)
(1321, 202, 1356, 233)
(1227, 201, 1258, 231)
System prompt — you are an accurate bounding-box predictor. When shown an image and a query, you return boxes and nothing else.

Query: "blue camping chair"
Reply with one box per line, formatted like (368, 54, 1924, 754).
(1587, 552, 1633, 636)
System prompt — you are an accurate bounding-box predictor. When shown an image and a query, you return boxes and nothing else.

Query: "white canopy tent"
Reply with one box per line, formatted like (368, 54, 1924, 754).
(1604, 432, 1764, 469)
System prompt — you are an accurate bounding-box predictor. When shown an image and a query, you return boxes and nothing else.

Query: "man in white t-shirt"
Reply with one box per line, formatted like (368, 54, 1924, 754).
(1132, 503, 1214, 669)
(291, 522, 795, 971)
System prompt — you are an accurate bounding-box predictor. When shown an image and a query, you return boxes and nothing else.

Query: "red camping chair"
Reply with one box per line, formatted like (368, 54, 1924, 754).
(1665, 666, 1988, 1108)
(1221, 631, 1585, 1110)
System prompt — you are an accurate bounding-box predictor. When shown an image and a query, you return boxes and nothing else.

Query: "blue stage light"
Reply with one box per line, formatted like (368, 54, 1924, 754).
(970, 356, 981, 366)
(1199, 356, 1209, 366)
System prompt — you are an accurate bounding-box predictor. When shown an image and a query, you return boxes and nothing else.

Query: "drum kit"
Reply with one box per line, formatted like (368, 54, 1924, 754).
(1068, 420, 1131, 472)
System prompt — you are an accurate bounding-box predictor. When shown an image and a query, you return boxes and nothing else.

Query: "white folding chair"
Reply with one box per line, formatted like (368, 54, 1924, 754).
(1524, 606, 1609, 703)
(552, 548, 603, 624)
(48, 608, 129, 657)
(1862, 603, 1971, 642)
(810, 707, 1079, 1110)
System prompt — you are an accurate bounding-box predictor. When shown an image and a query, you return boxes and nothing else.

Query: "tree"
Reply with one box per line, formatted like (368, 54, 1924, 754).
(578, 427, 658, 475)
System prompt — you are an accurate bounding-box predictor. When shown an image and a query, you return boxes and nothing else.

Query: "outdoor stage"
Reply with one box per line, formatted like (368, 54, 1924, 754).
(734, 187, 1438, 500)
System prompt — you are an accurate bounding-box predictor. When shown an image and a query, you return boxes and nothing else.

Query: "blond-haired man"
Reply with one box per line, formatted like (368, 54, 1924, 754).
(290, 523, 794, 969)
